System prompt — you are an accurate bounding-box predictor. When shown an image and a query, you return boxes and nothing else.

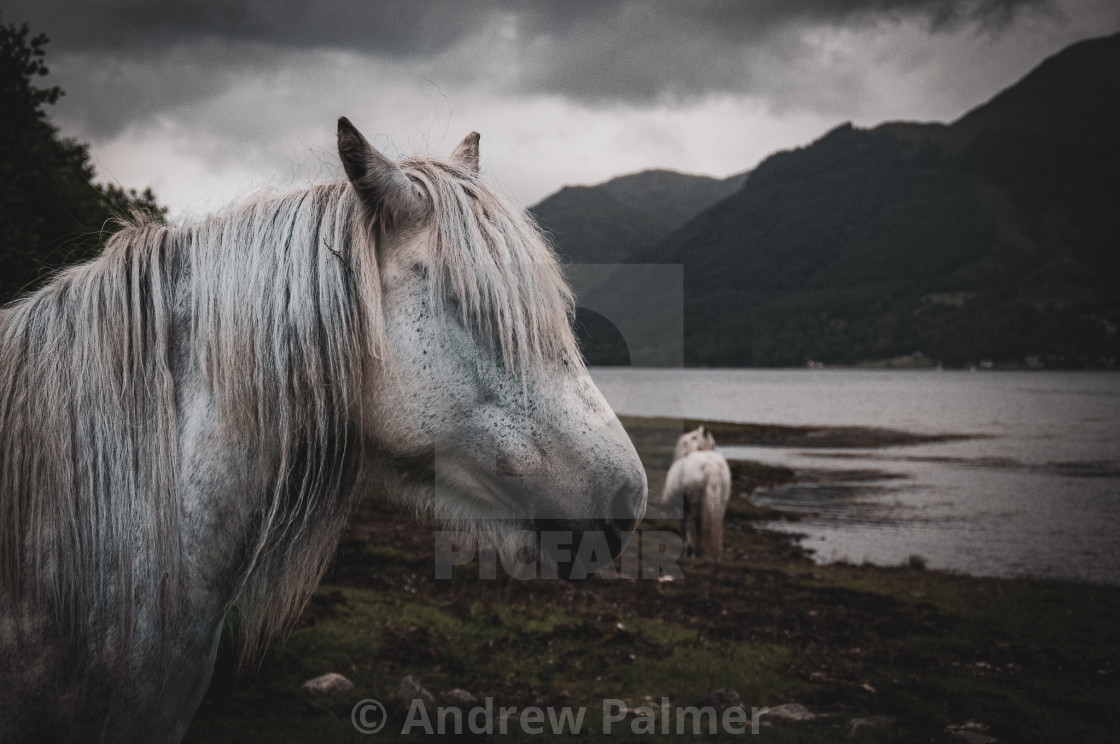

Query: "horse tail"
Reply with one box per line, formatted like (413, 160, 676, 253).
(699, 462, 731, 561)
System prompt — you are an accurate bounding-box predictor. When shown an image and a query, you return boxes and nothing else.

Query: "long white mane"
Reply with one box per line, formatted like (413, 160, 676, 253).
(0, 157, 578, 663)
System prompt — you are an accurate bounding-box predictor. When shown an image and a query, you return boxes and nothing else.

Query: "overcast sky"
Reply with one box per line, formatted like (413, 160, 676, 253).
(6, 0, 1119, 220)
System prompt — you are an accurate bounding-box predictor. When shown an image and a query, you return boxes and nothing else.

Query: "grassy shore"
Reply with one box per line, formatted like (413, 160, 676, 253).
(186, 418, 1119, 743)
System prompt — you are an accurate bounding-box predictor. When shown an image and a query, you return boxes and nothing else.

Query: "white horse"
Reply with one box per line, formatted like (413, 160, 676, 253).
(663, 427, 731, 560)
(673, 423, 716, 462)
(0, 119, 646, 743)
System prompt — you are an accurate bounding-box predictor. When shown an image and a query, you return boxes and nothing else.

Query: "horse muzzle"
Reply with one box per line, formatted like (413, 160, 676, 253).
(531, 475, 646, 581)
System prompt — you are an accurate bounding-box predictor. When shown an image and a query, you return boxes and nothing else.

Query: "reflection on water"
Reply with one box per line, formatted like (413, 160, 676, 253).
(590, 368, 1120, 585)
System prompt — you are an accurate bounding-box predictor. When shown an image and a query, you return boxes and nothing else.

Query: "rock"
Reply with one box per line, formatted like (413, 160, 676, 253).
(441, 688, 478, 707)
(947, 720, 997, 743)
(950, 730, 998, 743)
(846, 716, 896, 739)
(397, 675, 436, 706)
(761, 703, 816, 722)
(300, 672, 354, 695)
(693, 688, 742, 713)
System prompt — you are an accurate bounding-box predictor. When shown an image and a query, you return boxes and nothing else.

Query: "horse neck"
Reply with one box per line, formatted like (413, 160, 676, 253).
(173, 266, 367, 661)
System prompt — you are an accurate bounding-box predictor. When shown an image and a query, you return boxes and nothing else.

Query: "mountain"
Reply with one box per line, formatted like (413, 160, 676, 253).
(948, 28, 1120, 148)
(596, 169, 751, 237)
(529, 185, 666, 265)
(582, 32, 1120, 368)
(530, 169, 748, 265)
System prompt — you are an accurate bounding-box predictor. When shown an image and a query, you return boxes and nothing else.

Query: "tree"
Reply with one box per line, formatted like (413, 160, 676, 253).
(0, 15, 167, 304)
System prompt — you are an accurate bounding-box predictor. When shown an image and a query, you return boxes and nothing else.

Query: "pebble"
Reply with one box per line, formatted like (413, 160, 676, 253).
(761, 703, 816, 721)
(300, 672, 354, 695)
(397, 674, 436, 705)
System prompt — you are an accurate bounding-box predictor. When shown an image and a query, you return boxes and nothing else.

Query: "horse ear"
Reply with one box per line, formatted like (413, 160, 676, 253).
(337, 117, 422, 222)
(697, 425, 705, 435)
(450, 132, 480, 175)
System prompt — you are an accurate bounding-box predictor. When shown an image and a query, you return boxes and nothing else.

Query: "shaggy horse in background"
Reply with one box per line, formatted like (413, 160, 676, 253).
(663, 427, 731, 560)
(673, 424, 716, 462)
(0, 119, 646, 743)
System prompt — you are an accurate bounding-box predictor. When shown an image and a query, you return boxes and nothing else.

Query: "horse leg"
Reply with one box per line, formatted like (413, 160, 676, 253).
(699, 480, 727, 561)
(694, 466, 730, 558)
(683, 489, 704, 558)
(681, 496, 693, 557)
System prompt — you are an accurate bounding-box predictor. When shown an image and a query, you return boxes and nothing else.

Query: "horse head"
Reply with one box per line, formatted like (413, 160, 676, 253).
(673, 425, 717, 462)
(337, 118, 647, 578)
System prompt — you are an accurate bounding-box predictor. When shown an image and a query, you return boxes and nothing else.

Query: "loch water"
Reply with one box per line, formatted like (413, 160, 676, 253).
(590, 368, 1120, 585)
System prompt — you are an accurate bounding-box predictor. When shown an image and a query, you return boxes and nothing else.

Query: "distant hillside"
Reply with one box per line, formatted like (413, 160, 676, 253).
(529, 185, 666, 265)
(530, 169, 747, 265)
(949, 28, 1120, 148)
(582, 32, 1120, 368)
(597, 169, 750, 237)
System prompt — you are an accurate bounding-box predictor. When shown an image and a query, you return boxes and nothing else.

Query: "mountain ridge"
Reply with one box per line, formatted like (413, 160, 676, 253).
(577, 31, 1120, 367)
(530, 168, 748, 265)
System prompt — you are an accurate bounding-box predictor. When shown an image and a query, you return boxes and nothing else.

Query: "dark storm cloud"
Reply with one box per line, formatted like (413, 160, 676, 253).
(2, 1, 489, 57)
(6, 0, 1053, 105)
(505, 0, 1057, 102)
(4, 0, 1104, 217)
(0, 0, 1062, 159)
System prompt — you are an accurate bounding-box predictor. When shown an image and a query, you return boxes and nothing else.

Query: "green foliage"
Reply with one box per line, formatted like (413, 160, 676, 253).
(0, 16, 167, 305)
